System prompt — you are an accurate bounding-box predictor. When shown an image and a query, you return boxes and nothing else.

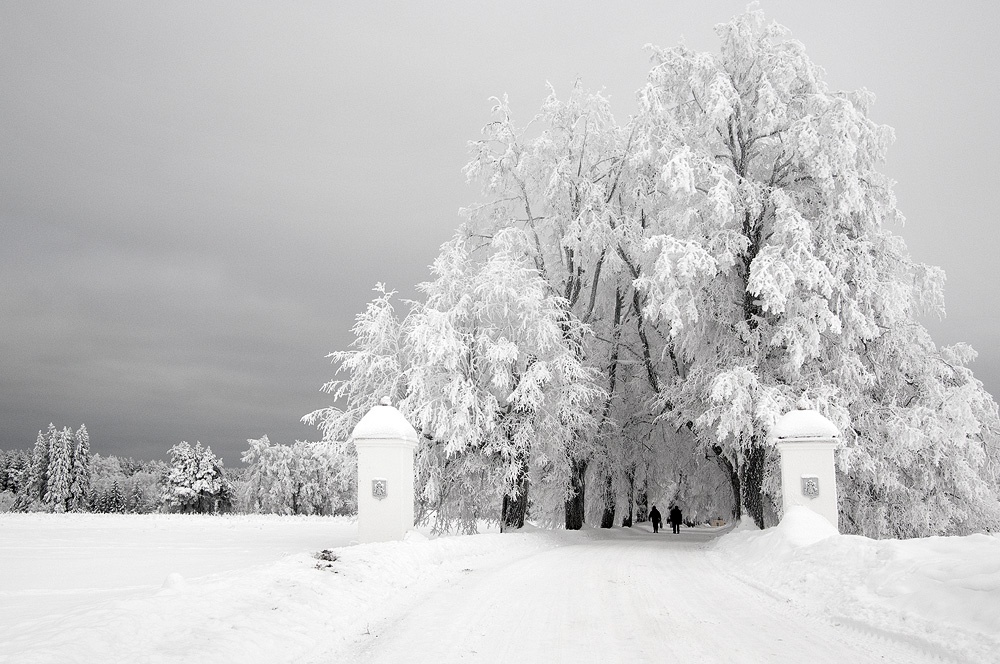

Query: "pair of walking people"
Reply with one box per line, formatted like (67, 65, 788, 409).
(649, 505, 682, 534)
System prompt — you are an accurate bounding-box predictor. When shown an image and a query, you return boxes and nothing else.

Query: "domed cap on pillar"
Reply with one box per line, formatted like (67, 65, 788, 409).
(351, 397, 419, 443)
(771, 400, 840, 441)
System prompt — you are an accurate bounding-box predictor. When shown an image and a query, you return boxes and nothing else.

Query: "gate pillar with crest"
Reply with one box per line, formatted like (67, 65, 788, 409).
(771, 402, 841, 531)
(352, 397, 419, 543)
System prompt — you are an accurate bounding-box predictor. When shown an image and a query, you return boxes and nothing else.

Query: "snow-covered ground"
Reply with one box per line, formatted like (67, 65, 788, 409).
(0, 510, 997, 663)
(711, 508, 1000, 663)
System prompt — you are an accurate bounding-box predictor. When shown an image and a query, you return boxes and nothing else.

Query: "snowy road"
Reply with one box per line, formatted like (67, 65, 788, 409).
(342, 527, 945, 664)
(4, 515, 992, 663)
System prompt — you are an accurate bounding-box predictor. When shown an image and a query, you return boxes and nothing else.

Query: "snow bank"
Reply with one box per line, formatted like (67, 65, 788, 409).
(710, 507, 1000, 663)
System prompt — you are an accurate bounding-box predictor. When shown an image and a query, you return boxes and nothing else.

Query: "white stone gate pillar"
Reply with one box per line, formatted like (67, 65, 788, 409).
(771, 404, 841, 531)
(352, 397, 419, 543)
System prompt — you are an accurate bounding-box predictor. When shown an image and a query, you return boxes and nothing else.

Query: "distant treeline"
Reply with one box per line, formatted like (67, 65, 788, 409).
(0, 427, 355, 516)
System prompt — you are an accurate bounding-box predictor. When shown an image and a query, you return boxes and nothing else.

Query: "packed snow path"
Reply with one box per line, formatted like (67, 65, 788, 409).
(344, 527, 947, 664)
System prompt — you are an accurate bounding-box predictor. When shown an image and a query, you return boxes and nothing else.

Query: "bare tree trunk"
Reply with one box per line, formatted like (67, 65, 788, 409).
(501, 456, 530, 532)
(564, 458, 587, 530)
(711, 444, 742, 523)
(741, 442, 766, 529)
(599, 472, 615, 528)
(636, 487, 648, 523)
(501, 487, 529, 532)
(598, 289, 623, 532)
(620, 465, 635, 527)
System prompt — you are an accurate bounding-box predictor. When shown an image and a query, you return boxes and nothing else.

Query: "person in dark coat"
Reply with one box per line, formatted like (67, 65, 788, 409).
(649, 505, 662, 533)
(668, 505, 683, 534)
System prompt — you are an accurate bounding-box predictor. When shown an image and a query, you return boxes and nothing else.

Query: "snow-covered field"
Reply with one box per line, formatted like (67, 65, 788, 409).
(1, 510, 997, 663)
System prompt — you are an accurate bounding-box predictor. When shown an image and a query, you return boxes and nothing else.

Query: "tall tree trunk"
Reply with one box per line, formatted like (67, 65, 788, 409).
(599, 472, 615, 528)
(501, 456, 530, 532)
(598, 289, 623, 532)
(636, 488, 648, 523)
(621, 465, 635, 527)
(741, 442, 766, 529)
(564, 458, 587, 530)
(711, 445, 742, 523)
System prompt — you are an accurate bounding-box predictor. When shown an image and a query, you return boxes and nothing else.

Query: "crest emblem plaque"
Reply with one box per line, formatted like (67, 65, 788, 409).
(801, 475, 819, 499)
(372, 478, 388, 500)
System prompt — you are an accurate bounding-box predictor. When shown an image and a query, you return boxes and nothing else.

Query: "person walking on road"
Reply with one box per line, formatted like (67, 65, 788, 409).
(668, 505, 683, 534)
(649, 505, 662, 533)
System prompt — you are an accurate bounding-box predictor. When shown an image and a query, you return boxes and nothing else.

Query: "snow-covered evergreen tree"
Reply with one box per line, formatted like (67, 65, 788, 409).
(69, 424, 91, 511)
(96, 479, 127, 513)
(162, 441, 231, 514)
(128, 483, 144, 513)
(28, 429, 49, 503)
(86, 453, 163, 514)
(45, 427, 73, 511)
(0, 450, 12, 494)
(0, 449, 30, 500)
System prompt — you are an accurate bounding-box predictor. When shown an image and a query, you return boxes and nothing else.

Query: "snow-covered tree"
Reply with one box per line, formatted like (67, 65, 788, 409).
(241, 435, 355, 516)
(162, 441, 232, 514)
(403, 230, 603, 530)
(28, 427, 51, 503)
(69, 424, 91, 511)
(309, 7, 1000, 538)
(306, 234, 604, 532)
(94, 479, 127, 513)
(461, 86, 637, 529)
(45, 427, 73, 511)
(620, 8, 1000, 535)
(0, 448, 32, 511)
(0, 448, 29, 495)
(87, 453, 163, 514)
(461, 6, 1000, 536)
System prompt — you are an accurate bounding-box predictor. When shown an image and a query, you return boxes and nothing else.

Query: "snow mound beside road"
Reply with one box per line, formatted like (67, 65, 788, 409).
(711, 507, 1000, 663)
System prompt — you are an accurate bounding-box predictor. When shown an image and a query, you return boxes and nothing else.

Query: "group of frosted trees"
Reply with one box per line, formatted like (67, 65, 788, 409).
(3, 426, 191, 514)
(18, 423, 92, 512)
(1, 431, 353, 516)
(155, 436, 355, 516)
(239, 436, 355, 516)
(1, 446, 163, 514)
(306, 9, 1000, 538)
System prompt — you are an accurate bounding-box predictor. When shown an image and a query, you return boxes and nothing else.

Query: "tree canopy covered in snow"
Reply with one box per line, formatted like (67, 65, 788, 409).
(162, 441, 232, 514)
(240, 435, 355, 516)
(308, 8, 1000, 538)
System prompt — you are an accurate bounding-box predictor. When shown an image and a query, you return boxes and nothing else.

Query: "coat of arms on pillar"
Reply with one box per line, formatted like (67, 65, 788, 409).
(372, 478, 388, 500)
(801, 475, 819, 498)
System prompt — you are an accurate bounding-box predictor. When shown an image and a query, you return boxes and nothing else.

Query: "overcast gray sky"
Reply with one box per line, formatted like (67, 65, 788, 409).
(2, 1, 998, 465)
